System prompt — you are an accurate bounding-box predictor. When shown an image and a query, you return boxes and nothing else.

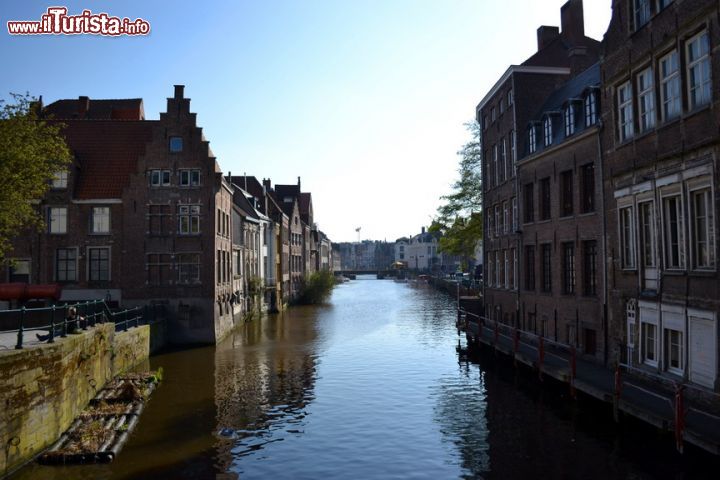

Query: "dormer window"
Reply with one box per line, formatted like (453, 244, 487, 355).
(528, 124, 538, 154)
(585, 91, 597, 126)
(543, 117, 553, 147)
(633, 0, 650, 30)
(564, 105, 576, 137)
(51, 170, 68, 189)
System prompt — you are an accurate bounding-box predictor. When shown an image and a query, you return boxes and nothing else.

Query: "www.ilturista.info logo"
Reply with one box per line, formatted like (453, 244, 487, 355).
(7, 7, 150, 36)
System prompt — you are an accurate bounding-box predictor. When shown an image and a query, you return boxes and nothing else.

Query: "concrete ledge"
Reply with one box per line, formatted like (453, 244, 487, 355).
(0, 323, 150, 475)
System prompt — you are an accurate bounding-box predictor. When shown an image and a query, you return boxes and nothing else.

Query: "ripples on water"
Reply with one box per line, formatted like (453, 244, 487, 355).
(12, 276, 720, 479)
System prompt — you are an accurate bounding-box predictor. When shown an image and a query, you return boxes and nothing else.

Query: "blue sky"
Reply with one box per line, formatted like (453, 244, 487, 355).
(1, 0, 611, 242)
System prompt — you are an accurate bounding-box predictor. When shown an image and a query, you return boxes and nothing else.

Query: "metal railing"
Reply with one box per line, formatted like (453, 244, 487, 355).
(459, 308, 720, 454)
(0, 299, 154, 349)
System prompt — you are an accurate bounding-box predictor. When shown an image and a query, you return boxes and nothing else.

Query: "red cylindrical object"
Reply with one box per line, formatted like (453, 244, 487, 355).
(0, 283, 61, 301)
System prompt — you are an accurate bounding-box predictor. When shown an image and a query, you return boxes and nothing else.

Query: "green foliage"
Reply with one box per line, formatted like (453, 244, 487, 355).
(0, 93, 72, 260)
(247, 276, 262, 296)
(433, 121, 483, 259)
(296, 270, 335, 305)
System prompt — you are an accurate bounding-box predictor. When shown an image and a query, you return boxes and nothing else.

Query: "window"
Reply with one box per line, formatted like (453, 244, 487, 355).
(9, 259, 30, 283)
(500, 139, 507, 183)
(147, 253, 172, 285)
(491, 107, 496, 122)
(52, 170, 68, 189)
(91, 207, 110, 234)
(585, 91, 597, 126)
(562, 242, 575, 294)
(494, 205, 500, 236)
(493, 144, 499, 185)
(639, 201, 657, 267)
(560, 170, 573, 217)
(486, 252, 493, 287)
(580, 163, 595, 213)
(633, 0, 650, 30)
(512, 248, 518, 289)
(177, 253, 201, 284)
(483, 115, 488, 131)
(663, 194, 685, 269)
(524, 246, 535, 291)
(180, 169, 201, 187)
(618, 82, 634, 141)
(512, 197, 518, 231)
(664, 328, 684, 373)
(690, 187, 715, 269)
(660, 50, 681, 120)
(529, 126, 537, 154)
(564, 105, 575, 137)
(543, 117, 553, 147)
(179, 205, 201, 234)
(539, 177, 551, 221)
(620, 205, 637, 269)
(583, 240, 597, 296)
(637, 68, 656, 131)
(524, 183, 534, 223)
(150, 169, 171, 187)
(56, 248, 77, 281)
(49, 207, 67, 234)
(496, 251, 502, 287)
(541, 244, 552, 293)
(503, 201, 509, 234)
(510, 130, 516, 175)
(687, 32, 712, 109)
(148, 204, 171, 235)
(500, 97, 505, 113)
(504, 250, 509, 289)
(642, 322, 657, 365)
(169, 136, 183, 152)
(507, 90, 513, 106)
(88, 247, 110, 281)
(626, 299, 637, 359)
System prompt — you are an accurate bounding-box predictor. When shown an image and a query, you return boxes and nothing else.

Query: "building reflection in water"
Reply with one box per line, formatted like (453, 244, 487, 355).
(213, 309, 320, 477)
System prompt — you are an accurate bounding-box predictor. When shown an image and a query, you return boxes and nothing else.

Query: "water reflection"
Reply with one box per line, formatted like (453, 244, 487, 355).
(213, 310, 319, 477)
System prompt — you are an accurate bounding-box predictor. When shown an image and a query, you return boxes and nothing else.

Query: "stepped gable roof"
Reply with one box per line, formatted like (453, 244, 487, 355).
(56, 120, 155, 199)
(44, 98, 145, 120)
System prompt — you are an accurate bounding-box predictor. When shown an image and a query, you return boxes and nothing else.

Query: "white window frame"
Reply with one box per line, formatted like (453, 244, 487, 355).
(176, 252, 202, 284)
(178, 205, 201, 235)
(150, 169, 171, 187)
(618, 201, 637, 269)
(91, 206, 111, 234)
(585, 91, 597, 126)
(87, 246, 111, 282)
(661, 186, 686, 270)
(507, 90, 513, 106)
(529, 126, 537, 154)
(504, 250, 509, 289)
(618, 82, 634, 141)
(638, 199, 657, 268)
(512, 248, 518, 290)
(687, 177, 716, 270)
(626, 299, 637, 362)
(512, 197, 518, 232)
(659, 50, 681, 121)
(179, 169, 201, 187)
(633, 0, 650, 30)
(637, 67, 656, 131)
(639, 301, 658, 367)
(500, 138, 507, 183)
(51, 170, 68, 189)
(564, 104, 575, 137)
(48, 207, 67, 234)
(661, 304, 686, 376)
(543, 117, 552, 147)
(495, 251, 500, 287)
(493, 144, 499, 185)
(494, 205, 500, 236)
(687, 31, 712, 110)
(510, 129, 516, 175)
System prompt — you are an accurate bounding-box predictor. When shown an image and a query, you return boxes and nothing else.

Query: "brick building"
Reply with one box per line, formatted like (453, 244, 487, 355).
(478, 0, 601, 330)
(518, 63, 606, 363)
(602, 0, 719, 391)
(6, 86, 237, 344)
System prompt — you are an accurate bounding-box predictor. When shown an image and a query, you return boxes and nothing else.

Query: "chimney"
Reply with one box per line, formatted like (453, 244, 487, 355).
(421, 226, 426, 234)
(78, 96, 90, 117)
(263, 178, 272, 191)
(537, 26, 560, 51)
(174, 85, 185, 99)
(560, 0, 585, 45)
(297, 176, 301, 191)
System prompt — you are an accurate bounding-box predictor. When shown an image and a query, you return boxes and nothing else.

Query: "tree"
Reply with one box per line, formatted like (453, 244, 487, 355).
(431, 121, 483, 263)
(0, 93, 71, 260)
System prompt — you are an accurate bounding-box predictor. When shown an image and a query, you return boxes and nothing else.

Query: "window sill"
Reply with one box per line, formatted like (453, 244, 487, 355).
(689, 269, 717, 276)
(577, 211, 596, 218)
(89, 232, 111, 236)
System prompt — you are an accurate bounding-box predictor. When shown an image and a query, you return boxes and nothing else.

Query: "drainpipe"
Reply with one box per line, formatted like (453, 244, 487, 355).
(596, 118, 609, 367)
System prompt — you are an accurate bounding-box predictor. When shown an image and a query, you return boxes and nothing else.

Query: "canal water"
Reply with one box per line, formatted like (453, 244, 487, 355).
(12, 276, 720, 479)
